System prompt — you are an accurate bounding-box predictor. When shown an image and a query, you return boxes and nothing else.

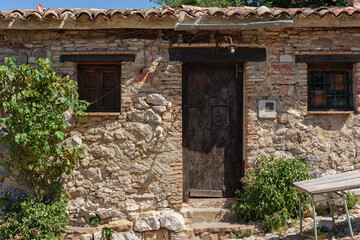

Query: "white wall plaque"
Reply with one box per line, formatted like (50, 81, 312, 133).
(258, 99, 277, 118)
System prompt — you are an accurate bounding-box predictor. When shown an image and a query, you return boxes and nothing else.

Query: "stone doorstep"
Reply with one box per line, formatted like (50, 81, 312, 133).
(181, 207, 238, 223)
(182, 198, 236, 209)
(190, 222, 255, 235)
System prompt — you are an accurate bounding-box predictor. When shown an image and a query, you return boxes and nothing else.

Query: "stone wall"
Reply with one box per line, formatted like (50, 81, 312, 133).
(0, 30, 183, 225)
(1, 27, 360, 226)
(61, 38, 183, 224)
(243, 28, 360, 179)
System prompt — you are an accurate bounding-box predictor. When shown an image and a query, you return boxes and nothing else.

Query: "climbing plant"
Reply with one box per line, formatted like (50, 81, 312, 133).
(0, 57, 88, 196)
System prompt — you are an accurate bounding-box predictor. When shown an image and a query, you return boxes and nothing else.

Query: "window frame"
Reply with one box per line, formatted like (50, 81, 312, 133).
(307, 63, 354, 112)
(77, 63, 121, 113)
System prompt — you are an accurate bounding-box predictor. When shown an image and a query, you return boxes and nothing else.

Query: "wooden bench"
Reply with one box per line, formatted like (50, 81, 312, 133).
(294, 169, 360, 240)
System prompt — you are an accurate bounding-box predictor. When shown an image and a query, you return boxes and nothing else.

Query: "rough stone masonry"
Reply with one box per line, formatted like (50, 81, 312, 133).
(1, 21, 360, 229)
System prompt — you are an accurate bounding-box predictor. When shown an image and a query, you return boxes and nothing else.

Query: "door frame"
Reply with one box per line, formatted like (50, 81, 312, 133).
(182, 62, 246, 201)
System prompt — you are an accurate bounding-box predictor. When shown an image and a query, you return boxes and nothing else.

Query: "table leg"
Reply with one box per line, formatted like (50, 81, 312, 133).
(310, 195, 318, 240)
(328, 200, 335, 226)
(342, 192, 354, 240)
(299, 193, 303, 234)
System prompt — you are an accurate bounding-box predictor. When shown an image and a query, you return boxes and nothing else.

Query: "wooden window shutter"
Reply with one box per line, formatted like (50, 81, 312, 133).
(78, 64, 121, 112)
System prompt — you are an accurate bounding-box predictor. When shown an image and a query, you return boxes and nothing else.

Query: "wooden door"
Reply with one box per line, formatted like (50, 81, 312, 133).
(183, 64, 243, 199)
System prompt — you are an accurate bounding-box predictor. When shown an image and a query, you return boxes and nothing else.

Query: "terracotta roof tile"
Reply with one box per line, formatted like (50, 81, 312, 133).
(0, 4, 360, 22)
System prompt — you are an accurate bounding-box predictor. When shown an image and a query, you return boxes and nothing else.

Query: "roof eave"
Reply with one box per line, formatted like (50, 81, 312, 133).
(0, 8, 359, 30)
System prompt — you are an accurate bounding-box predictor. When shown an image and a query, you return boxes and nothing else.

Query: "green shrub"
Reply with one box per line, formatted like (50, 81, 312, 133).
(234, 156, 312, 231)
(0, 57, 88, 195)
(264, 210, 290, 233)
(0, 57, 88, 239)
(315, 203, 330, 216)
(89, 215, 101, 227)
(102, 227, 113, 240)
(345, 192, 359, 210)
(0, 193, 70, 239)
(231, 229, 252, 238)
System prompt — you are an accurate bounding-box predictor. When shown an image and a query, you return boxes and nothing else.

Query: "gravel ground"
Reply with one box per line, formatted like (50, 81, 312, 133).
(239, 208, 360, 240)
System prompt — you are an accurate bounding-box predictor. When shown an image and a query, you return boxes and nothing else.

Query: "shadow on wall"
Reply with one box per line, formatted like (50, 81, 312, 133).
(121, 45, 181, 197)
(256, 90, 354, 175)
(304, 114, 350, 131)
(63, 38, 185, 223)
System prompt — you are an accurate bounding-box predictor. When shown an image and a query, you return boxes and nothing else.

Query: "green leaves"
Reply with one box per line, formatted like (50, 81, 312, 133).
(234, 156, 312, 232)
(0, 193, 70, 239)
(54, 131, 66, 142)
(0, 57, 89, 194)
(14, 133, 30, 145)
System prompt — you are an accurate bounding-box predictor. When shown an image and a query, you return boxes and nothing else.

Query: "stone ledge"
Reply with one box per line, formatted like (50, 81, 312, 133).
(308, 111, 354, 115)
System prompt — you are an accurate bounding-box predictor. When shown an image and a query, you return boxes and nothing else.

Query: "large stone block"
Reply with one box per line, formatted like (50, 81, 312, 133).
(122, 142, 136, 156)
(93, 231, 102, 240)
(126, 200, 140, 211)
(134, 214, 161, 232)
(146, 94, 167, 106)
(144, 229, 168, 240)
(275, 126, 288, 135)
(144, 109, 162, 124)
(85, 168, 103, 183)
(152, 106, 166, 114)
(114, 130, 127, 140)
(128, 122, 153, 141)
(96, 208, 123, 219)
(103, 219, 133, 231)
(279, 54, 292, 62)
(154, 126, 164, 137)
(127, 109, 144, 121)
(160, 209, 185, 232)
(92, 146, 110, 158)
(135, 99, 150, 110)
(113, 232, 126, 240)
(125, 231, 143, 240)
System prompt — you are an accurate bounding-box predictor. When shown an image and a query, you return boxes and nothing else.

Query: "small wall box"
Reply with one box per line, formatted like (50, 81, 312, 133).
(258, 100, 277, 118)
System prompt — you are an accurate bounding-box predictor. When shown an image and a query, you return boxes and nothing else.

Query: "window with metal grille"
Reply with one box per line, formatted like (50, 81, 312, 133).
(308, 63, 353, 111)
(78, 64, 121, 112)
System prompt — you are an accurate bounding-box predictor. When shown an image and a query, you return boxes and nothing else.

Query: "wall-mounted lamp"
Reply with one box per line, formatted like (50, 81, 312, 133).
(230, 45, 236, 54)
(216, 36, 237, 54)
(224, 36, 236, 54)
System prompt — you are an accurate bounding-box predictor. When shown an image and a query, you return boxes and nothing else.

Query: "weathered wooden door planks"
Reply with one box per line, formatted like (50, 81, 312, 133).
(183, 64, 243, 199)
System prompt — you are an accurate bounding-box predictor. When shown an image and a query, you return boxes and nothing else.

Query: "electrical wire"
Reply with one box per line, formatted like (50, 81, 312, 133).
(88, 83, 122, 105)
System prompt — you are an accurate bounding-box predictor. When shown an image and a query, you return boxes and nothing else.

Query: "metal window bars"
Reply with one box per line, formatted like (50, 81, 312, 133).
(308, 69, 353, 111)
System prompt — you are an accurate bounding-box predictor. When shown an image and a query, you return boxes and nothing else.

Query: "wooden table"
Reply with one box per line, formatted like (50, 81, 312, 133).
(294, 169, 360, 240)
